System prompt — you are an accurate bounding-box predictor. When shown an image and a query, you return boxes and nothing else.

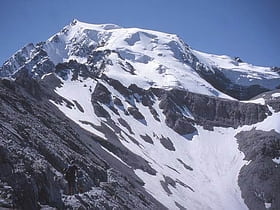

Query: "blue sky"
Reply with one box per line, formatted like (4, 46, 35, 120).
(0, 0, 279, 66)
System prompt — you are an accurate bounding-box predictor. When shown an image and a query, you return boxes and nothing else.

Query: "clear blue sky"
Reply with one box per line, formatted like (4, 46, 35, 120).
(1, 0, 279, 67)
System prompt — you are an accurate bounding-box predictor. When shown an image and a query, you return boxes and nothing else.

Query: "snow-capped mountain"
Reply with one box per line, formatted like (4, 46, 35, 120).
(0, 19, 279, 210)
(1, 19, 279, 99)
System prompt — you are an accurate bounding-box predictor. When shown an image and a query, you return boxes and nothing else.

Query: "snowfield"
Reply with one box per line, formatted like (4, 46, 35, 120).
(52, 77, 280, 209)
(51, 75, 269, 209)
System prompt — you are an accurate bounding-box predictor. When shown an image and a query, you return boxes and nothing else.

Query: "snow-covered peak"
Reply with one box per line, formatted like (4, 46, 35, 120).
(192, 50, 280, 89)
(70, 18, 121, 30)
(44, 19, 182, 65)
(1, 20, 279, 100)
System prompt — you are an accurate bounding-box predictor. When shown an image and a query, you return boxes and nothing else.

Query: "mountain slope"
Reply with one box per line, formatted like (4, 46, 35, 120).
(0, 20, 280, 209)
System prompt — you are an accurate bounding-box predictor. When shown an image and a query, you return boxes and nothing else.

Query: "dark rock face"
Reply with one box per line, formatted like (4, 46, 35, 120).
(252, 90, 280, 112)
(14, 69, 43, 99)
(149, 106, 160, 122)
(159, 136, 175, 151)
(91, 83, 112, 118)
(234, 57, 243, 63)
(102, 75, 130, 97)
(160, 176, 176, 196)
(160, 175, 193, 200)
(55, 60, 91, 80)
(113, 97, 124, 107)
(0, 78, 108, 209)
(93, 103, 110, 118)
(271, 66, 280, 75)
(140, 134, 153, 144)
(95, 81, 272, 136)
(63, 169, 164, 209)
(118, 118, 134, 134)
(182, 90, 270, 128)
(158, 92, 196, 135)
(92, 83, 111, 104)
(127, 106, 145, 120)
(157, 88, 270, 131)
(236, 129, 280, 210)
(177, 159, 193, 171)
(173, 118, 197, 135)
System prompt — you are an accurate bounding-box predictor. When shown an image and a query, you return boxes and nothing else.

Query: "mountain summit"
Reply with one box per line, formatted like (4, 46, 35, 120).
(2, 19, 279, 99)
(0, 20, 279, 209)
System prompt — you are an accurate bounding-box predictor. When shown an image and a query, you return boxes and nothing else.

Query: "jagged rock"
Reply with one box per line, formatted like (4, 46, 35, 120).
(94, 103, 110, 118)
(173, 118, 196, 135)
(127, 106, 145, 120)
(73, 100, 84, 113)
(109, 105, 119, 115)
(177, 159, 193, 171)
(118, 118, 134, 134)
(55, 60, 90, 80)
(236, 129, 280, 210)
(253, 90, 280, 112)
(140, 134, 153, 144)
(149, 106, 160, 122)
(271, 66, 280, 74)
(102, 75, 130, 96)
(0, 180, 14, 209)
(157, 88, 271, 132)
(113, 97, 124, 107)
(160, 175, 176, 196)
(14, 70, 43, 99)
(182, 90, 270, 128)
(234, 56, 243, 63)
(159, 136, 175, 151)
(92, 83, 111, 104)
(91, 83, 113, 118)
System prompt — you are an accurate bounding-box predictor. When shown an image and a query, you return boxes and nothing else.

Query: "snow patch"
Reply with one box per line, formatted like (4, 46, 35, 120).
(241, 98, 266, 105)
(98, 88, 248, 209)
(50, 74, 106, 139)
(271, 93, 280, 98)
(265, 202, 272, 209)
(272, 157, 280, 164)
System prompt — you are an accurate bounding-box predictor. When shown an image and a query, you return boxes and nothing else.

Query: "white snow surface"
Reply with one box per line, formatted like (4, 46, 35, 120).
(50, 75, 274, 209)
(49, 72, 106, 139)
(272, 93, 280, 98)
(265, 202, 272, 209)
(241, 97, 266, 105)
(50, 70, 280, 209)
(192, 50, 279, 89)
(272, 157, 280, 164)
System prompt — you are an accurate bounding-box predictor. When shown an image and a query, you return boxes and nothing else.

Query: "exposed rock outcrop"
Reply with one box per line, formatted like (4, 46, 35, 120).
(236, 129, 280, 210)
(157, 88, 271, 131)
